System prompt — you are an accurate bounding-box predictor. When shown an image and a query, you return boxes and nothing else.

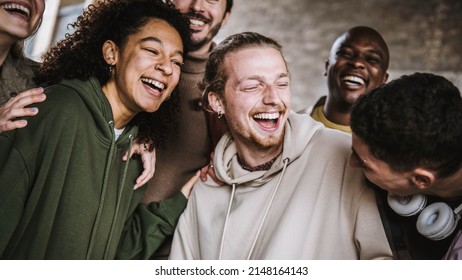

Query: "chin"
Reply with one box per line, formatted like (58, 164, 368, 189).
(257, 134, 284, 149)
(138, 102, 159, 113)
(146, 106, 161, 113)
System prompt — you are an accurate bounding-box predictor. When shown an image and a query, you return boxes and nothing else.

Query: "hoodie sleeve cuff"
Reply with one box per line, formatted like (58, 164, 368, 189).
(160, 191, 188, 224)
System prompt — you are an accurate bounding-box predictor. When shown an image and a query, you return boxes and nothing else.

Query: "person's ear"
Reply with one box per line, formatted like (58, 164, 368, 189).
(221, 11, 231, 27)
(102, 40, 119, 65)
(411, 168, 436, 190)
(324, 59, 329, 76)
(382, 72, 389, 84)
(208, 92, 225, 115)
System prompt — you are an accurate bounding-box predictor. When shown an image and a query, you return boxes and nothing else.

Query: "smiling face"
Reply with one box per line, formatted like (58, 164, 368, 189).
(326, 27, 389, 108)
(212, 47, 290, 152)
(172, 0, 230, 53)
(104, 19, 183, 123)
(0, 0, 45, 41)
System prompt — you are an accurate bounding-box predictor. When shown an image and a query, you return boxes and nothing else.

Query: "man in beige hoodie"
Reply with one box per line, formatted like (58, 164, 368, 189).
(169, 32, 393, 260)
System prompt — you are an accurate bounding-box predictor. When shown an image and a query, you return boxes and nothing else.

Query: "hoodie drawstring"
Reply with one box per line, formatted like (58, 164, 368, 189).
(86, 121, 116, 259)
(218, 158, 290, 260)
(218, 183, 236, 260)
(246, 157, 290, 260)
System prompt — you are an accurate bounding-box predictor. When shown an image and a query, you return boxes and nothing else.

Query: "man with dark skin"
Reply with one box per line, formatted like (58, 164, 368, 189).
(349, 72, 462, 259)
(301, 26, 454, 259)
(299, 26, 389, 134)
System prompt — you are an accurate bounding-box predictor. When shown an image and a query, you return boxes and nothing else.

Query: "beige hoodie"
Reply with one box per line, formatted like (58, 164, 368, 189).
(170, 112, 393, 260)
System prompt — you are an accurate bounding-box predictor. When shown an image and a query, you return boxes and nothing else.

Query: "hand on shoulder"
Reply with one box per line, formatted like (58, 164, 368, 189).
(0, 87, 45, 132)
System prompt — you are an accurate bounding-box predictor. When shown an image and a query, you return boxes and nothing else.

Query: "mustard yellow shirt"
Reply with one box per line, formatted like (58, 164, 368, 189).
(310, 104, 352, 134)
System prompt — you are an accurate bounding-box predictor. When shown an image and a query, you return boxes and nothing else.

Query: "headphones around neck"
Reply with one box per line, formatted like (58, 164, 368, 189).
(387, 194, 462, 241)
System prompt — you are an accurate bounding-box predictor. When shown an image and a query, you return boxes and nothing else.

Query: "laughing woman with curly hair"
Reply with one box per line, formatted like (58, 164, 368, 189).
(0, 0, 196, 260)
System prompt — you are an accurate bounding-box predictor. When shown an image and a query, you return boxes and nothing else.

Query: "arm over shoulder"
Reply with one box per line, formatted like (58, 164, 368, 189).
(169, 185, 203, 260)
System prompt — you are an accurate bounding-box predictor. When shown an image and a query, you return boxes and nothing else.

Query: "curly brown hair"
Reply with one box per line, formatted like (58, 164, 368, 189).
(35, 0, 191, 149)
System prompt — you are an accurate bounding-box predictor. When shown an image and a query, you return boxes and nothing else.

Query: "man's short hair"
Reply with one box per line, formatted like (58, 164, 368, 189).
(350, 72, 462, 178)
(200, 32, 283, 110)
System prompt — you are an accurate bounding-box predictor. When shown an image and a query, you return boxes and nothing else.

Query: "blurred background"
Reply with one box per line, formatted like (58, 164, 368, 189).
(27, 0, 462, 111)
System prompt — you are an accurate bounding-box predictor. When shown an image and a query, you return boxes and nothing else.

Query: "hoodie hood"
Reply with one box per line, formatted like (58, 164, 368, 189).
(213, 111, 323, 187)
(211, 111, 328, 259)
(58, 77, 138, 142)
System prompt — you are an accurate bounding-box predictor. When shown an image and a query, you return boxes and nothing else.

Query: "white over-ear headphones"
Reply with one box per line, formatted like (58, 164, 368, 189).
(387, 194, 462, 241)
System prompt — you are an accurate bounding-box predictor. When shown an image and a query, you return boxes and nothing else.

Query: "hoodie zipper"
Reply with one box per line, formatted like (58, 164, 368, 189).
(102, 134, 134, 258)
(86, 120, 116, 259)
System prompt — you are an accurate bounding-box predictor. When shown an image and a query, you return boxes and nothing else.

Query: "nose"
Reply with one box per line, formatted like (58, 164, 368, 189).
(190, 0, 205, 12)
(349, 54, 366, 69)
(155, 60, 173, 76)
(262, 85, 282, 105)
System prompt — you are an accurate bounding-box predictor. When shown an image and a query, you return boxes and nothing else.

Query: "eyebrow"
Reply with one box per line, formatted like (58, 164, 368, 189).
(277, 73, 290, 79)
(140, 36, 184, 57)
(238, 72, 290, 83)
(341, 44, 384, 58)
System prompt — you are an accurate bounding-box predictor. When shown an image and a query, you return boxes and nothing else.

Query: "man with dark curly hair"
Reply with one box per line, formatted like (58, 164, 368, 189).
(0, 0, 196, 260)
(350, 72, 462, 259)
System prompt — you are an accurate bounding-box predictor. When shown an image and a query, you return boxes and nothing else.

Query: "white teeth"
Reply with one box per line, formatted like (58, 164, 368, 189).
(141, 78, 165, 90)
(343, 75, 365, 85)
(189, 19, 205, 26)
(1, 3, 30, 17)
(254, 113, 279, 120)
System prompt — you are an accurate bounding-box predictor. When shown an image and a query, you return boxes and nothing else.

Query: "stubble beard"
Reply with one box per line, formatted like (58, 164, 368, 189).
(189, 23, 222, 52)
(246, 127, 285, 151)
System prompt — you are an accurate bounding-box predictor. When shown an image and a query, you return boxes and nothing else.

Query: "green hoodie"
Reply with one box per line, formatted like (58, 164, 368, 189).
(0, 77, 186, 259)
